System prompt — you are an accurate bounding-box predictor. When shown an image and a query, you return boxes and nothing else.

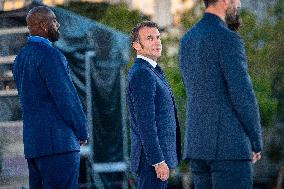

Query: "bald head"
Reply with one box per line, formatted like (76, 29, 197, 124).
(26, 6, 60, 42)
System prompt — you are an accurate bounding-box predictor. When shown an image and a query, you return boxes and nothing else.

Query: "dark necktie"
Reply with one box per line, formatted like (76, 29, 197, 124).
(155, 64, 163, 74)
(155, 64, 182, 162)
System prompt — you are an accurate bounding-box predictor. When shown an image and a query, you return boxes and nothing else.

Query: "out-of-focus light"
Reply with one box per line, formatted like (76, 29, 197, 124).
(3, 0, 25, 11)
(43, 0, 64, 6)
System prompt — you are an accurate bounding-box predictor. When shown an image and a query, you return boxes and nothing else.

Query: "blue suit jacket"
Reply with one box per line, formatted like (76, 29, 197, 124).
(13, 38, 88, 159)
(179, 13, 263, 160)
(126, 58, 180, 172)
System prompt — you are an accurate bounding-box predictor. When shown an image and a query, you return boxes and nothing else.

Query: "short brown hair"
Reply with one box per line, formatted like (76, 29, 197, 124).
(203, 0, 219, 8)
(130, 21, 159, 46)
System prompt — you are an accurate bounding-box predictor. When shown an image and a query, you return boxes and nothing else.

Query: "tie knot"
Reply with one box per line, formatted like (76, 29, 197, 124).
(155, 64, 162, 73)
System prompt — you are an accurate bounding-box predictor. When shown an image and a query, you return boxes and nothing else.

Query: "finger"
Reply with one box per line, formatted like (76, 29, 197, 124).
(161, 174, 169, 181)
(157, 172, 162, 179)
(254, 154, 261, 162)
(160, 175, 166, 181)
(156, 173, 160, 178)
(162, 171, 169, 180)
(252, 157, 257, 164)
(163, 174, 169, 181)
(253, 156, 259, 163)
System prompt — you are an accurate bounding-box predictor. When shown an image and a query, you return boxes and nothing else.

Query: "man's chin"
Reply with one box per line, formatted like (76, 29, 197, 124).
(156, 52, 162, 57)
(50, 38, 58, 42)
(155, 54, 161, 60)
(226, 14, 241, 31)
(50, 35, 60, 42)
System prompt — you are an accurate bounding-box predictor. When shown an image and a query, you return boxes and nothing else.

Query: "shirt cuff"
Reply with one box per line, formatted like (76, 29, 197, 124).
(152, 160, 165, 167)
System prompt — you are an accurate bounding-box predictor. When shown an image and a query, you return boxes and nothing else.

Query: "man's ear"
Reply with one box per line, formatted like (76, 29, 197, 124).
(132, 41, 141, 51)
(39, 21, 47, 33)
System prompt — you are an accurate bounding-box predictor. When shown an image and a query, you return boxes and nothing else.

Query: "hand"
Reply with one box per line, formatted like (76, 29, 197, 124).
(252, 152, 261, 164)
(154, 162, 169, 181)
(79, 140, 87, 146)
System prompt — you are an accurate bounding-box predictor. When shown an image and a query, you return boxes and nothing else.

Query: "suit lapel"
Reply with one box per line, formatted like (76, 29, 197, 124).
(136, 58, 171, 89)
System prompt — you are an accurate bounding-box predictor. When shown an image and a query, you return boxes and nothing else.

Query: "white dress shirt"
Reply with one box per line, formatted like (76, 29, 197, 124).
(137, 55, 157, 68)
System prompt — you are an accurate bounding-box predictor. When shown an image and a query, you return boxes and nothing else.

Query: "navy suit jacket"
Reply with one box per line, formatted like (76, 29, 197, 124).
(126, 58, 180, 172)
(179, 13, 263, 160)
(13, 38, 88, 159)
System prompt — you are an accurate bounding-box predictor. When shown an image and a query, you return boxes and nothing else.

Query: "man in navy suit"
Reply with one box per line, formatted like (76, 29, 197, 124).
(179, 0, 263, 188)
(13, 6, 88, 189)
(126, 21, 181, 189)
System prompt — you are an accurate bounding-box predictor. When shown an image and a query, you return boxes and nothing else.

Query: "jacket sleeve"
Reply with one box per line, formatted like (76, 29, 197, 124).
(129, 68, 164, 165)
(220, 33, 263, 152)
(38, 48, 89, 141)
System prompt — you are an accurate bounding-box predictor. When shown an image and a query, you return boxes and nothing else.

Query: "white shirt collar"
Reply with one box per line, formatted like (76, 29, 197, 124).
(137, 55, 157, 68)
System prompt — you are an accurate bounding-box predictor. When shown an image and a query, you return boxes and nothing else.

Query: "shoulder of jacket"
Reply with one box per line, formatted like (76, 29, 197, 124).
(29, 42, 61, 56)
(218, 26, 241, 41)
(129, 63, 154, 81)
(134, 64, 152, 75)
(44, 45, 61, 56)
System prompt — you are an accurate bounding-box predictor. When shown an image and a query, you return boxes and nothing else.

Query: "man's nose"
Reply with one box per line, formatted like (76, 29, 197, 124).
(155, 38, 161, 45)
(56, 21, 60, 28)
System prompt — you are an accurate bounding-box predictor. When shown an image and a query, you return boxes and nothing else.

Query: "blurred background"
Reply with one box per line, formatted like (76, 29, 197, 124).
(0, 0, 283, 188)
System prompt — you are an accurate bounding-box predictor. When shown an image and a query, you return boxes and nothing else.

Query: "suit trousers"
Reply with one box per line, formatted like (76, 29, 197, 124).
(27, 151, 80, 189)
(190, 159, 253, 189)
(136, 153, 167, 189)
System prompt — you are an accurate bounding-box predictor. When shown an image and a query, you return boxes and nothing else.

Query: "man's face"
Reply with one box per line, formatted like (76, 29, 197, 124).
(133, 27, 162, 61)
(46, 12, 60, 42)
(225, 0, 241, 27)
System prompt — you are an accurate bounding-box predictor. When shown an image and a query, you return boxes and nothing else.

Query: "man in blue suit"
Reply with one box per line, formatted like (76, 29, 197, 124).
(179, 0, 263, 188)
(13, 6, 88, 189)
(126, 21, 181, 189)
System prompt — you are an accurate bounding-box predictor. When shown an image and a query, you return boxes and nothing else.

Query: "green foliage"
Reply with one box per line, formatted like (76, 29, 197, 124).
(58, 1, 110, 21)
(237, 10, 280, 127)
(180, 0, 204, 29)
(269, 1, 284, 121)
(160, 36, 186, 99)
(59, 2, 148, 34)
(273, 63, 284, 121)
(100, 3, 148, 33)
(271, 0, 284, 20)
(253, 78, 279, 127)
